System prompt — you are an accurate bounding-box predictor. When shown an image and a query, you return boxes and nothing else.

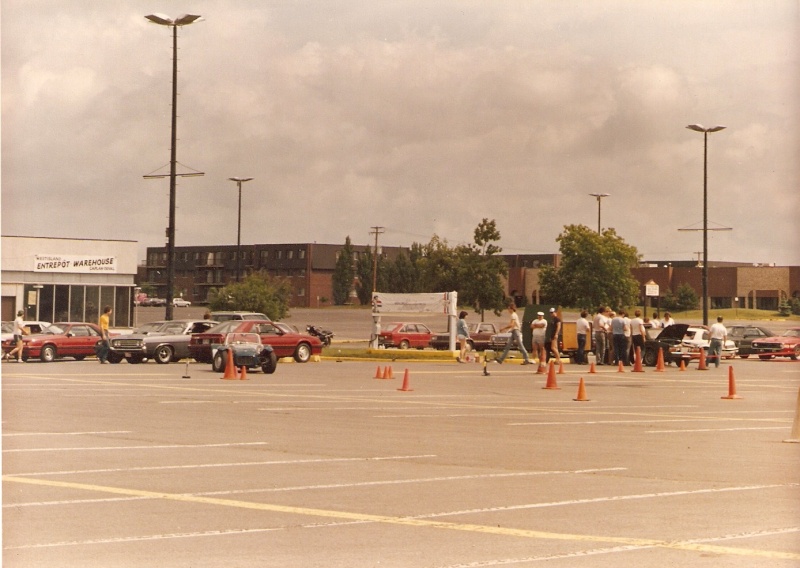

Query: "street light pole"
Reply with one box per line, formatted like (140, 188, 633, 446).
(228, 177, 254, 282)
(145, 13, 202, 320)
(686, 124, 726, 327)
(589, 193, 610, 233)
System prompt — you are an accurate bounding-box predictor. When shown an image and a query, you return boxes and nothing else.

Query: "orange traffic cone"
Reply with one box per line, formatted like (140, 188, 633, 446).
(239, 365, 248, 380)
(381, 366, 389, 379)
(721, 366, 741, 399)
(632, 347, 644, 372)
(617, 360, 625, 373)
(374, 365, 382, 379)
(589, 361, 596, 374)
(388, 366, 394, 379)
(698, 348, 708, 371)
(397, 369, 413, 391)
(573, 377, 590, 401)
(557, 359, 565, 374)
(679, 359, 687, 371)
(543, 360, 560, 390)
(536, 362, 546, 374)
(220, 350, 238, 380)
(655, 348, 666, 372)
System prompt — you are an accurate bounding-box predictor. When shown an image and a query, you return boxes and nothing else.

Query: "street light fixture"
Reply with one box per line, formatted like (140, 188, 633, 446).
(144, 13, 203, 321)
(589, 193, 610, 233)
(685, 123, 726, 327)
(228, 177, 254, 282)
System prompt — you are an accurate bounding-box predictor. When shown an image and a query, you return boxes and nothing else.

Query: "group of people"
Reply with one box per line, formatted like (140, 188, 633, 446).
(492, 304, 562, 366)
(591, 307, 677, 366)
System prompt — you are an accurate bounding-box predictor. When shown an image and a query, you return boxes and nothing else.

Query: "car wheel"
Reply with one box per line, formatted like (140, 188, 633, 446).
(154, 345, 174, 364)
(74, 355, 86, 361)
(399, 339, 410, 350)
(127, 355, 144, 364)
(212, 351, 227, 373)
(643, 347, 657, 367)
(738, 354, 750, 358)
(294, 342, 312, 363)
(108, 352, 123, 364)
(40, 345, 56, 363)
(262, 351, 278, 374)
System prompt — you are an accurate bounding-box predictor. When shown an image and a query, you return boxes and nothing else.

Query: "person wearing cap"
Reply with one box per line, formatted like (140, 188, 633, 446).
(5, 310, 27, 362)
(547, 307, 561, 363)
(530, 311, 548, 367)
(495, 303, 533, 365)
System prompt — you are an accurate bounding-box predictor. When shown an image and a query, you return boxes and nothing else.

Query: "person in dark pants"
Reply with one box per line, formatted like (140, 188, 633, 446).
(611, 310, 629, 366)
(575, 310, 590, 364)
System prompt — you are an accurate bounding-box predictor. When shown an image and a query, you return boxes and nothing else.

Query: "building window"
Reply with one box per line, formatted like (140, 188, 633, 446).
(297, 287, 305, 297)
(299, 249, 306, 260)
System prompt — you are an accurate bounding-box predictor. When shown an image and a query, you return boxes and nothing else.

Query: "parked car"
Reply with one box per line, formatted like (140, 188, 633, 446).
(681, 326, 738, 360)
(212, 332, 278, 374)
(727, 325, 776, 358)
(141, 298, 166, 307)
(190, 320, 323, 365)
(643, 324, 694, 367)
(172, 298, 192, 307)
(749, 327, 800, 360)
(377, 322, 434, 349)
(209, 311, 269, 322)
(1, 321, 51, 341)
(1, 322, 108, 362)
(430, 322, 499, 351)
(108, 319, 218, 364)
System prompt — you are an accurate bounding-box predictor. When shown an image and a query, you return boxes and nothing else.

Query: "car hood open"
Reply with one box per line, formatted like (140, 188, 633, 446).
(656, 324, 690, 341)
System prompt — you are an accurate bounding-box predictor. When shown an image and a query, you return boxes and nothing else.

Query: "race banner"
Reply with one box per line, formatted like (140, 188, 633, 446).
(34, 254, 117, 273)
(372, 292, 457, 316)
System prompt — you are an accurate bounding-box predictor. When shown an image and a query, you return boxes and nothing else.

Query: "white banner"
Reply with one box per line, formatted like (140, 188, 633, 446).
(34, 254, 117, 273)
(372, 292, 457, 316)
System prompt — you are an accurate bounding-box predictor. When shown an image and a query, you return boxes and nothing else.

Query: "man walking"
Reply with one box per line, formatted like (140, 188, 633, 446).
(97, 306, 112, 364)
(495, 304, 533, 365)
(708, 316, 727, 368)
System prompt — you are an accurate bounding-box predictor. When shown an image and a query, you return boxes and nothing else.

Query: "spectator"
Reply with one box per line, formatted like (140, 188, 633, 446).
(575, 310, 591, 364)
(592, 307, 609, 365)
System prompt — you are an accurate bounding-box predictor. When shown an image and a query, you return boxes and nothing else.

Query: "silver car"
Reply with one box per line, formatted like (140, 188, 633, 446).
(108, 319, 218, 364)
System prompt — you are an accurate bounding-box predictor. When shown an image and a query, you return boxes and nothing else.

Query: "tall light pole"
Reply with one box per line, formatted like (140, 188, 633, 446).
(229, 177, 254, 282)
(589, 193, 610, 233)
(144, 13, 203, 320)
(686, 124, 726, 327)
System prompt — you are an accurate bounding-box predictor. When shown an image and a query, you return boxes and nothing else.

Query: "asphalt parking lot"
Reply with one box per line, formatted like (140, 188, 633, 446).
(2, 357, 799, 567)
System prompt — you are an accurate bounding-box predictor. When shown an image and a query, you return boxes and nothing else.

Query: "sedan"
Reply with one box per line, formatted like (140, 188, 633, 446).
(1, 322, 105, 362)
(430, 322, 499, 351)
(643, 324, 694, 367)
(682, 326, 738, 360)
(108, 319, 218, 364)
(750, 327, 800, 360)
(190, 320, 323, 366)
(377, 322, 434, 349)
(727, 325, 776, 358)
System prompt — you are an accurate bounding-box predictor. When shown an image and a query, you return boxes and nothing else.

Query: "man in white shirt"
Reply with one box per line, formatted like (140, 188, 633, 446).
(530, 311, 548, 367)
(708, 316, 727, 368)
(629, 309, 646, 363)
(592, 307, 609, 365)
(575, 310, 591, 364)
(496, 304, 533, 365)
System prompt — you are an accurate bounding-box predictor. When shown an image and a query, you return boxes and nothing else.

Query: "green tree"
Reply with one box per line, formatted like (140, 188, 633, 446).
(354, 247, 374, 305)
(332, 236, 355, 305)
(662, 283, 699, 312)
(539, 224, 640, 309)
(206, 271, 291, 320)
(458, 219, 507, 316)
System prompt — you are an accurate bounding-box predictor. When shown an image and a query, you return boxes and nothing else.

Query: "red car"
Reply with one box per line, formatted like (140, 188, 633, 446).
(377, 322, 434, 349)
(1, 322, 108, 362)
(189, 320, 323, 366)
(750, 327, 800, 360)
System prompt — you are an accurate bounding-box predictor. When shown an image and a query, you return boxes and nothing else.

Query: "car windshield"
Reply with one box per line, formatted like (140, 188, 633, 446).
(133, 322, 164, 334)
(783, 329, 800, 338)
(225, 333, 260, 344)
(1, 322, 12, 333)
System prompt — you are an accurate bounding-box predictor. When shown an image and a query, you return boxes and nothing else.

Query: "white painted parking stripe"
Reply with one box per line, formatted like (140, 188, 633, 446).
(11, 454, 438, 477)
(3, 441, 269, 453)
(647, 426, 788, 433)
(2, 430, 132, 437)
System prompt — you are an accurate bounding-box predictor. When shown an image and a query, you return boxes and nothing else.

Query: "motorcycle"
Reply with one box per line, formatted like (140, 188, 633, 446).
(306, 324, 334, 347)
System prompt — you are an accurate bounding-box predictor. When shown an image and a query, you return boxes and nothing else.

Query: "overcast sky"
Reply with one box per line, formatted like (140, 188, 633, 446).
(2, 1, 798, 266)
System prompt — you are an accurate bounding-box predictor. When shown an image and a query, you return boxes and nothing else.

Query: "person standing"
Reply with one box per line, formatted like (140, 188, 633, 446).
(592, 307, 609, 365)
(495, 304, 533, 365)
(97, 306, 112, 364)
(708, 316, 727, 368)
(455, 310, 471, 363)
(629, 309, 646, 363)
(611, 310, 628, 366)
(662, 312, 675, 327)
(622, 310, 632, 364)
(649, 313, 662, 330)
(575, 310, 591, 364)
(548, 307, 561, 363)
(530, 311, 548, 367)
(6, 310, 27, 362)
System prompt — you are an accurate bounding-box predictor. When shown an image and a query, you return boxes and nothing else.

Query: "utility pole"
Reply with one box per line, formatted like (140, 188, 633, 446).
(370, 226, 385, 293)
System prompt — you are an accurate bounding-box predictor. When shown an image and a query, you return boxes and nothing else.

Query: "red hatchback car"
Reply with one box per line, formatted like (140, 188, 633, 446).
(189, 320, 323, 365)
(377, 322, 434, 349)
(1, 322, 107, 362)
(750, 327, 800, 360)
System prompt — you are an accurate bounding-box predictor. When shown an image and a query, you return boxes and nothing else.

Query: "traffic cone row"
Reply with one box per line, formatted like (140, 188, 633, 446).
(374, 365, 394, 379)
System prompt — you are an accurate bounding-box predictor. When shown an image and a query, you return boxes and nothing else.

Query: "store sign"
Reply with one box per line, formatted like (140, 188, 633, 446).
(372, 292, 457, 315)
(34, 254, 117, 273)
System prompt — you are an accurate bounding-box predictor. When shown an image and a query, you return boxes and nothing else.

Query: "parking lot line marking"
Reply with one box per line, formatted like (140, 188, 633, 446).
(647, 426, 788, 433)
(10, 454, 438, 477)
(3, 441, 269, 453)
(4, 475, 798, 560)
(2, 430, 132, 437)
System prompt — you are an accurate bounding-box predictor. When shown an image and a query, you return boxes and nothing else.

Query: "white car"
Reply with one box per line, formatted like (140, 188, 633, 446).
(1, 321, 51, 341)
(682, 326, 738, 359)
(172, 298, 192, 307)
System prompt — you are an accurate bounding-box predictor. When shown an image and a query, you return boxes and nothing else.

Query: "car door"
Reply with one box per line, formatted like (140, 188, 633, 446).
(256, 322, 293, 357)
(67, 325, 97, 356)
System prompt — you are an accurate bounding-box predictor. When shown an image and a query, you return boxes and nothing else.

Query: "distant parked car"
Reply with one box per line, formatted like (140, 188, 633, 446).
(108, 319, 218, 364)
(141, 298, 166, 307)
(1, 322, 109, 362)
(682, 326, 738, 360)
(209, 311, 269, 322)
(1, 321, 51, 342)
(212, 332, 278, 374)
(377, 322, 434, 349)
(430, 322, 499, 351)
(750, 327, 800, 360)
(727, 325, 776, 358)
(172, 298, 192, 307)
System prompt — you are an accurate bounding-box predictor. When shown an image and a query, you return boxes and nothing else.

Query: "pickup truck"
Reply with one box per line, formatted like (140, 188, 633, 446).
(429, 322, 499, 351)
